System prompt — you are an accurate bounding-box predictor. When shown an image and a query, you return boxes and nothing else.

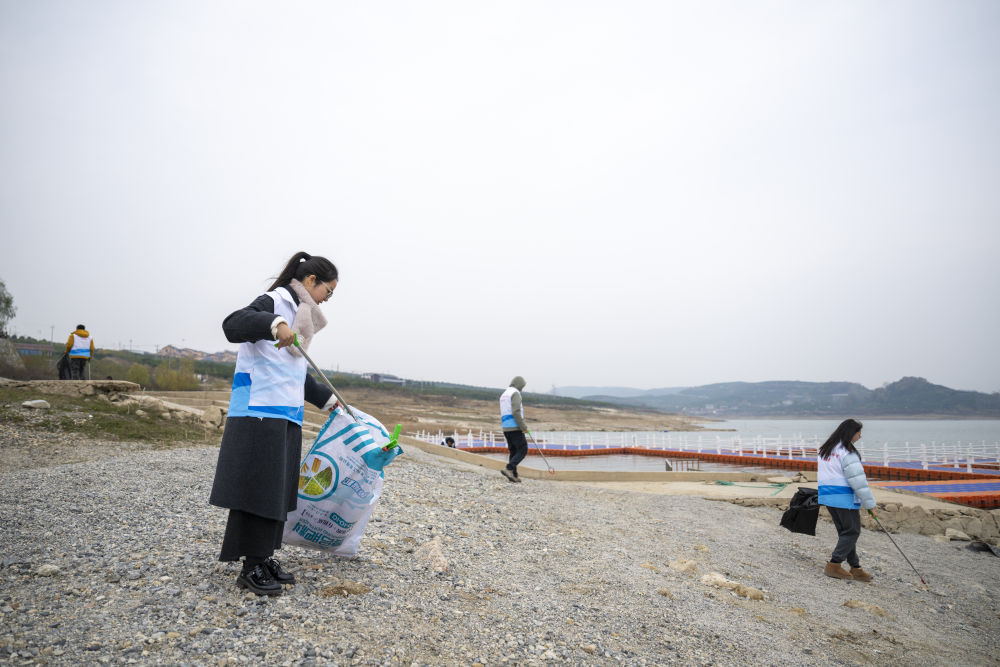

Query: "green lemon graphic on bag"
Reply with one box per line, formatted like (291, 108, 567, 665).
(298, 453, 339, 501)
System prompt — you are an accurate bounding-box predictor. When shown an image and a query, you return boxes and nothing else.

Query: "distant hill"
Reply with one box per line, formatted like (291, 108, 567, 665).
(580, 377, 1000, 418)
(552, 385, 686, 399)
(15, 332, 992, 417)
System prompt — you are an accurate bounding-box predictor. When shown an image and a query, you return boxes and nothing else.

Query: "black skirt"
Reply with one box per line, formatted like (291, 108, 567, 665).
(209, 417, 303, 521)
(219, 509, 285, 561)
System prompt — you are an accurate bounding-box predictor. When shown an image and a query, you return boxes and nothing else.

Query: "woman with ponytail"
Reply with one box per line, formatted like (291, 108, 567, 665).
(209, 251, 340, 596)
(817, 418, 876, 582)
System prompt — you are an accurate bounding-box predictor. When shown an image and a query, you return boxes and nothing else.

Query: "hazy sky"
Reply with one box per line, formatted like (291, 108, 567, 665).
(2, 1, 998, 394)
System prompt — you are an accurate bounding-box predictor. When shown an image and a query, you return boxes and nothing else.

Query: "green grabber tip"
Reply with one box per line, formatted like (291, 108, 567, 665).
(274, 333, 300, 348)
(383, 424, 402, 451)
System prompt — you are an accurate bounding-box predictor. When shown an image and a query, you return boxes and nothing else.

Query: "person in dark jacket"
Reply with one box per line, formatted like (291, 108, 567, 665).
(209, 251, 340, 596)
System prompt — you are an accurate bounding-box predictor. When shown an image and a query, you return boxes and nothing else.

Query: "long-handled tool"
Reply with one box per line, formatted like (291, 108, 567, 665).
(526, 431, 555, 475)
(277, 334, 359, 423)
(868, 509, 928, 586)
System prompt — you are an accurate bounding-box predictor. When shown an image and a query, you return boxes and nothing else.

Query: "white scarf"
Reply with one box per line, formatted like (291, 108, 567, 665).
(285, 278, 328, 355)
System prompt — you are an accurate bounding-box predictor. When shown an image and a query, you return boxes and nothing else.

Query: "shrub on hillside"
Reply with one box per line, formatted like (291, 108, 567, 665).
(22, 355, 57, 379)
(0, 353, 57, 380)
(126, 363, 151, 388)
(90, 356, 130, 380)
(153, 359, 199, 391)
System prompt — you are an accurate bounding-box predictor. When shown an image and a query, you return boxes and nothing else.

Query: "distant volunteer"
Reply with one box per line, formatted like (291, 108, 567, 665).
(498, 376, 529, 483)
(209, 252, 340, 597)
(64, 324, 95, 380)
(817, 419, 876, 582)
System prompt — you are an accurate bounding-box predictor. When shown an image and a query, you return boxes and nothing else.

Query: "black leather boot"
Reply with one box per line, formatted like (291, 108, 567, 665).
(264, 557, 295, 585)
(237, 564, 282, 596)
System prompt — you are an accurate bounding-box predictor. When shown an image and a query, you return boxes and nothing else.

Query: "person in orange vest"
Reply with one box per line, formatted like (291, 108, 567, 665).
(64, 324, 95, 380)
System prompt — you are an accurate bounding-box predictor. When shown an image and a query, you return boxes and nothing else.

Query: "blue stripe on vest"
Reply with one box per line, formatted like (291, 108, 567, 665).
(229, 384, 251, 413)
(232, 372, 252, 389)
(818, 484, 860, 509)
(249, 404, 305, 422)
(70, 348, 91, 357)
(501, 415, 518, 428)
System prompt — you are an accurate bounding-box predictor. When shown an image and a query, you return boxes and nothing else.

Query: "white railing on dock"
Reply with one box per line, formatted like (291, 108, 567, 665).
(406, 429, 1000, 470)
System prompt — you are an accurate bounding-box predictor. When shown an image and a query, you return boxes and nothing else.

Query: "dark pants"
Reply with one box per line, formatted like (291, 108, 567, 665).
(219, 509, 284, 563)
(503, 430, 528, 474)
(69, 358, 88, 380)
(827, 506, 862, 567)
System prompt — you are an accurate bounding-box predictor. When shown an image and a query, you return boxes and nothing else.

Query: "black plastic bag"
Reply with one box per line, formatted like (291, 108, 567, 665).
(57, 353, 71, 380)
(780, 487, 819, 536)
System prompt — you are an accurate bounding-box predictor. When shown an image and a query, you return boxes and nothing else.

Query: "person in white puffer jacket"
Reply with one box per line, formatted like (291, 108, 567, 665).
(817, 418, 876, 582)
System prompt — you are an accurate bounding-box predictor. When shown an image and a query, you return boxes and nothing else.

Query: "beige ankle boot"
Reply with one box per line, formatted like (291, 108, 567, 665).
(824, 561, 852, 580)
(850, 566, 872, 582)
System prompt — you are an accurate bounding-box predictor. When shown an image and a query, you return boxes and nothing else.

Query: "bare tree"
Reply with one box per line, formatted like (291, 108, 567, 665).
(0, 279, 15, 338)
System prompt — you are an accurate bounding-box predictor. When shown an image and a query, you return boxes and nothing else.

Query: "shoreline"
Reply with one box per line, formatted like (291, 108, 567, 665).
(402, 436, 987, 512)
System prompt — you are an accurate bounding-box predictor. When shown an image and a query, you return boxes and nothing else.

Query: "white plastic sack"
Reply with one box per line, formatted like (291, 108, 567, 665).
(282, 405, 401, 556)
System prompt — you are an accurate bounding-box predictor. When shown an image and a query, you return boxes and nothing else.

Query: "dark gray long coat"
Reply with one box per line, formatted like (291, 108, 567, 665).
(208, 289, 332, 521)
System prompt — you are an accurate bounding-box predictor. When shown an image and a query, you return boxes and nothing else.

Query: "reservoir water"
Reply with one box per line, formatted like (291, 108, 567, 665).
(474, 419, 1000, 473)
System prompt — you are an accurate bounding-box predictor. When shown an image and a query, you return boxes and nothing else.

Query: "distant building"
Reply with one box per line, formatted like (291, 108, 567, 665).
(364, 373, 406, 386)
(15, 343, 52, 357)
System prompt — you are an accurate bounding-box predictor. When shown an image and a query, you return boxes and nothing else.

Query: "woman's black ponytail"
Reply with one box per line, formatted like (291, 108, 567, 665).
(268, 251, 339, 291)
(818, 418, 863, 460)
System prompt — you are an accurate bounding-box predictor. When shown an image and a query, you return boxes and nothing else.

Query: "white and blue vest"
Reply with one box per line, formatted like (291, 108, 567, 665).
(69, 333, 92, 358)
(499, 386, 522, 429)
(227, 287, 307, 425)
(818, 443, 861, 509)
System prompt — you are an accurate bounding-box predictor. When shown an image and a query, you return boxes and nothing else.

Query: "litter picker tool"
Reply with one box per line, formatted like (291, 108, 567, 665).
(382, 424, 402, 452)
(868, 509, 928, 586)
(526, 431, 555, 475)
(276, 333, 359, 423)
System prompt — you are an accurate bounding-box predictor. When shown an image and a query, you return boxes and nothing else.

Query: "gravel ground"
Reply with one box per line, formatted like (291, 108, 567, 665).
(2, 425, 1000, 666)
